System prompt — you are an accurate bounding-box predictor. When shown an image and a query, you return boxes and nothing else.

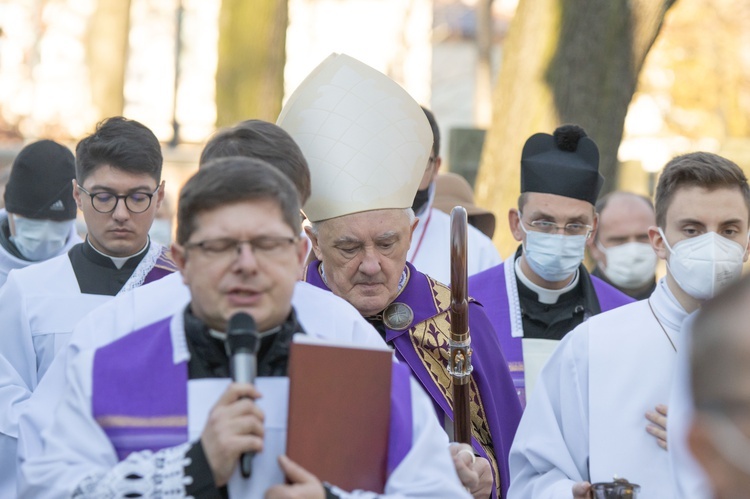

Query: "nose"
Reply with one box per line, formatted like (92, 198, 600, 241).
(232, 242, 259, 274)
(111, 198, 131, 222)
(358, 247, 381, 275)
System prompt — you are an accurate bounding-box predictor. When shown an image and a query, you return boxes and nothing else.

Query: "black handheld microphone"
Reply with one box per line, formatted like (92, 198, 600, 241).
(226, 312, 260, 479)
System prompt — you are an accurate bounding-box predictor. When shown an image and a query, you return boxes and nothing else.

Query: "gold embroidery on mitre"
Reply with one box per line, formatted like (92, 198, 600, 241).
(409, 275, 501, 496)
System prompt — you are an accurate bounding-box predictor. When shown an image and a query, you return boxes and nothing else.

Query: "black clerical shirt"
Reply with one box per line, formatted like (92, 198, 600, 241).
(514, 248, 603, 341)
(68, 240, 149, 295)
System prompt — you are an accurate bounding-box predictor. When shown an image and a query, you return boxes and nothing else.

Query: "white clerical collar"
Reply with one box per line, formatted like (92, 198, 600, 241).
(650, 278, 688, 334)
(514, 257, 579, 304)
(86, 236, 149, 269)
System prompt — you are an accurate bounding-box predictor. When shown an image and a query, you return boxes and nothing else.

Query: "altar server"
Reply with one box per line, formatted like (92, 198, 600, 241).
(508, 151, 750, 498)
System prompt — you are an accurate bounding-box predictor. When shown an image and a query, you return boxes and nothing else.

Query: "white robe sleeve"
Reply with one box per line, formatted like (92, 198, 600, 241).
(508, 324, 591, 499)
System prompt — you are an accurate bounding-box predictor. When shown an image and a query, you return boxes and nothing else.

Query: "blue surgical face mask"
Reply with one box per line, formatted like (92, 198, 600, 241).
(10, 215, 73, 261)
(519, 219, 587, 282)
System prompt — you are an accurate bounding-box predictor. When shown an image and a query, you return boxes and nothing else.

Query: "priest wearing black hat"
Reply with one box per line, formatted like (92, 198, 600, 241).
(0, 140, 81, 287)
(468, 125, 632, 408)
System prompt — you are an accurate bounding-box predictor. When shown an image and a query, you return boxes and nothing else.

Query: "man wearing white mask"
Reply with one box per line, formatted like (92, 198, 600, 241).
(588, 191, 658, 300)
(469, 125, 632, 407)
(508, 151, 750, 498)
(0, 140, 81, 287)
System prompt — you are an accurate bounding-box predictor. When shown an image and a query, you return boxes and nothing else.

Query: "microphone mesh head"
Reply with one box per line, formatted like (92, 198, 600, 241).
(226, 312, 259, 354)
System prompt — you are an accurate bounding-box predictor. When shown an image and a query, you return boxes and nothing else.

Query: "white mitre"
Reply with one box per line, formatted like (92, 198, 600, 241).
(277, 53, 433, 223)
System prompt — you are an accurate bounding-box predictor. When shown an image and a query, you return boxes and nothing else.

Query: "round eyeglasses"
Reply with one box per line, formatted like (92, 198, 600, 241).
(78, 184, 160, 214)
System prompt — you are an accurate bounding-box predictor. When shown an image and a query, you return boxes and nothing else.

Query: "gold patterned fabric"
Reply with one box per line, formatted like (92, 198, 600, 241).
(408, 275, 500, 497)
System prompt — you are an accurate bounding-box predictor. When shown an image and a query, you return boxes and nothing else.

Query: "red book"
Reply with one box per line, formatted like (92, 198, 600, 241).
(286, 338, 393, 493)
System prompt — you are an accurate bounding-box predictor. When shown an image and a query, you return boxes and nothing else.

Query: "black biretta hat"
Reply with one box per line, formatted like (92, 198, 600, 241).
(4, 140, 77, 220)
(520, 124, 603, 205)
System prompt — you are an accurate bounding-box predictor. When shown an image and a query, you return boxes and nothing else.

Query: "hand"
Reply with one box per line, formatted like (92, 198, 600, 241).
(645, 403, 669, 450)
(450, 443, 493, 498)
(572, 481, 592, 499)
(201, 383, 265, 487)
(264, 455, 325, 499)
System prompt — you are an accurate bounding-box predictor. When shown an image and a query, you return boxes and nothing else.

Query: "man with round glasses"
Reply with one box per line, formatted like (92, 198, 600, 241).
(0, 116, 176, 496)
(469, 125, 632, 407)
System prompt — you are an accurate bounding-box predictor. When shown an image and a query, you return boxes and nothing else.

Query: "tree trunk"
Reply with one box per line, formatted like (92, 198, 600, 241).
(86, 0, 132, 121)
(216, 0, 287, 127)
(475, 0, 677, 255)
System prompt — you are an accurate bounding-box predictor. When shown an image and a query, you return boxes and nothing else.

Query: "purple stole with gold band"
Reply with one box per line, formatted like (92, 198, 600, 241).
(143, 247, 179, 286)
(468, 261, 634, 406)
(305, 260, 522, 499)
(91, 316, 413, 476)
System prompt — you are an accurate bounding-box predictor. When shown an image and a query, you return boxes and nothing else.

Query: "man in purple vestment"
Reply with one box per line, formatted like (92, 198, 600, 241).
(468, 125, 633, 407)
(21, 158, 469, 498)
(278, 53, 522, 499)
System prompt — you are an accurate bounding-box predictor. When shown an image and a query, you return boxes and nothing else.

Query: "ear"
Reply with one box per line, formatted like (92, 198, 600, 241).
(72, 179, 83, 210)
(304, 225, 324, 261)
(155, 180, 166, 210)
(508, 209, 523, 242)
(649, 225, 669, 261)
(409, 216, 419, 243)
(587, 236, 605, 264)
(171, 242, 188, 283)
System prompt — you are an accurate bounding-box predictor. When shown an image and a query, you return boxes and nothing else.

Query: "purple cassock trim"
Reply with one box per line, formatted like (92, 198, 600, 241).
(143, 248, 179, 285)
(305, 260, 523, 499)
(92, 318, 187, 461)
(468, 262, 634, 408)
(387, 362, 412, 474)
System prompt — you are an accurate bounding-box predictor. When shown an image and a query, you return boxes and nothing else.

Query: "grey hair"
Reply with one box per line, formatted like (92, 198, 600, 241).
(308, 208, 415, 236)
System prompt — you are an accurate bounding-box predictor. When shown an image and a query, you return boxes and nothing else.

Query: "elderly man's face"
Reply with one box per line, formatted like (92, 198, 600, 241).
(172, 199, 306, 332)
(307, 209, 417, 317)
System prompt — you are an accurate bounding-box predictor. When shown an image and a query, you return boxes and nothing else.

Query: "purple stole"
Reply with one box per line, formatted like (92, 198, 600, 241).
(92, 316, 412, 477)
(143, 247, 179, 285)
(468, 262, 634, 406)
(305, 261, 522, 499)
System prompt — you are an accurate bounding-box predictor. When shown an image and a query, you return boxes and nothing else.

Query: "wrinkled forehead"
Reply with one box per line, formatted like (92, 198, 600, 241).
(318, 208, 412, 242)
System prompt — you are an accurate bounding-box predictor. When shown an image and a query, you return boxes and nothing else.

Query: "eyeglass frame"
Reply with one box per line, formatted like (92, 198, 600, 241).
(182, 236, 300, 263)
(518, 211, 594, 237)
(77, 183, 161, 214)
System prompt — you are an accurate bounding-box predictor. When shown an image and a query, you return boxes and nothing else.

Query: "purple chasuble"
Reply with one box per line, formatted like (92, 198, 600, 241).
(92, 315, 413, 476)
(305, 260, 522, 499)
(468, 261, 634, 406)
(143, 247, 179, 285)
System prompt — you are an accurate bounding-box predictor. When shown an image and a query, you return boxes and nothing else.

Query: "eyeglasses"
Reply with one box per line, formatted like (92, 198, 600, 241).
(519, 213, 593, 237)
(183, 236, 299, 263)
(78, 184, 160, 214)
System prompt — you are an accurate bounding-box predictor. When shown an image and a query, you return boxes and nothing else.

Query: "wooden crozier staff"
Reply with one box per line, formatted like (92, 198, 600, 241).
(449, 206, 473, 444)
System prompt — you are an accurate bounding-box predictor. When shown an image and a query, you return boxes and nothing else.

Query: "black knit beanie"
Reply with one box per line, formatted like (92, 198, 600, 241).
(4, 140, 77, 221)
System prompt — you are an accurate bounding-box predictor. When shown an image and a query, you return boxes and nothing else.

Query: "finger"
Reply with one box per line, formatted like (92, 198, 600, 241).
(645, 411, 667, 428)
(221, 398, 266, 423)
(572, 481, 592, 499)
(645, 425, 668, 450)
(278, 454, 317, 484)
(656, 404, 668, 416)
(225, 414, 265, 439)
(216, 383, 262, 407)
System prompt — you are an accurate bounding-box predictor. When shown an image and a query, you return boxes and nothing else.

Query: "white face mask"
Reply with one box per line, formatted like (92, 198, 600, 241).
(660, 228, 746, 300)
(520, 222, 587, 282)
(10, 215, 73, 262)
(598, 241, 657, 289)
